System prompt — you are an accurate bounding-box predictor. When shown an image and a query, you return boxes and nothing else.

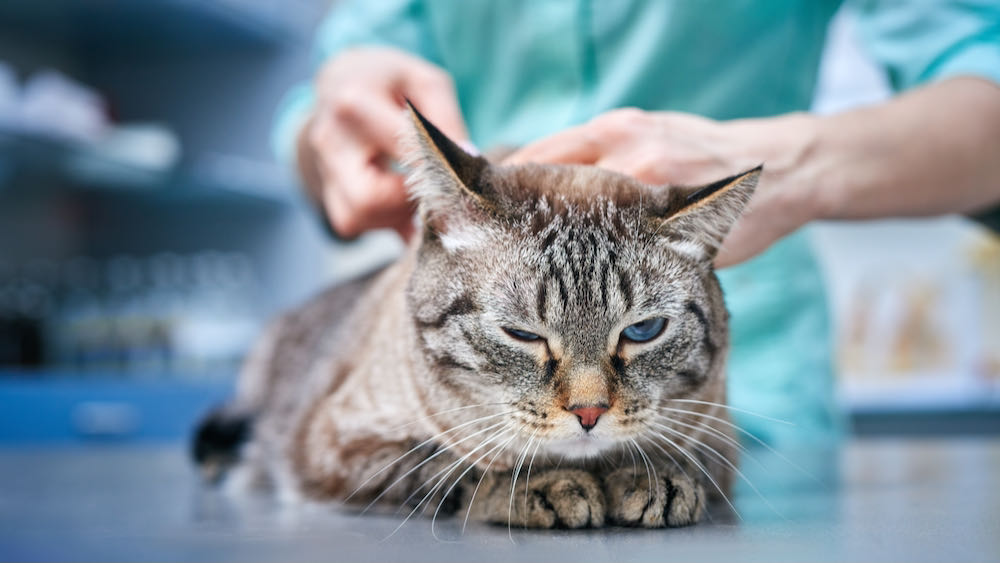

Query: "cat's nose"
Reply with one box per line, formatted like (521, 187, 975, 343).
(569, 405, 608, 431)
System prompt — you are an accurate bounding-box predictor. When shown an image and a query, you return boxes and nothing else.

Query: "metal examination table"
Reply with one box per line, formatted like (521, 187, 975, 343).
(1, 438, 997, 562)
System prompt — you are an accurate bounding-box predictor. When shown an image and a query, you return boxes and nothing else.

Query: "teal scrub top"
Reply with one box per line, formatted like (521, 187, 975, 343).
(273, 0, 1000, 447)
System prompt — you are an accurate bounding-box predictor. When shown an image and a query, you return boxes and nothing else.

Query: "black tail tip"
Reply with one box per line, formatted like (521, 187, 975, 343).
(191, 406, 253, 484)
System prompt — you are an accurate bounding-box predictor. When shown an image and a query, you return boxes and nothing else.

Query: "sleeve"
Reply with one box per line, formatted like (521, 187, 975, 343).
(270, 0, 438, 164)
(854, 0, 1000, 91)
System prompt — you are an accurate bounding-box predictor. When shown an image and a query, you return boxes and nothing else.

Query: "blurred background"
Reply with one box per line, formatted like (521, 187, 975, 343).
(0, 0, 996, 446)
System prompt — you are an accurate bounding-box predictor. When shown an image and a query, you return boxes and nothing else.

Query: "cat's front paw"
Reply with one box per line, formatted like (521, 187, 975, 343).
(479, 469, 606, 529)
(603, 468, 705, 527)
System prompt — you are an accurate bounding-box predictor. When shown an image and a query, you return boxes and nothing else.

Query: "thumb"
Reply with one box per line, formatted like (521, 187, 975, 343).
(401, 77, 469, 143)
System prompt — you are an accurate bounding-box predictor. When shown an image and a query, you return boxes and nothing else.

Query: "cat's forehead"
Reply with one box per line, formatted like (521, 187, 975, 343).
(487, 163, 648, 216)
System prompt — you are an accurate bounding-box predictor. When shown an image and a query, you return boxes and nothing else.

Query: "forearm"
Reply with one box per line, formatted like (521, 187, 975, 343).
(801, 77, 1000, 222)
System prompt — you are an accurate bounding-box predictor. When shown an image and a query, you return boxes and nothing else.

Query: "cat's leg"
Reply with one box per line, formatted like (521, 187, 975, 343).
(292, 408, 478, 517)
(602, 432, 743, 529)
(466, 469, 606, 529)
(602, 461, 706, 527)
(346, 440, 484, 518)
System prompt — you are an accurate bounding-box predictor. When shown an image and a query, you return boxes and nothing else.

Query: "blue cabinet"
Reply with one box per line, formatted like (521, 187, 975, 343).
(0, 373, 234, 444)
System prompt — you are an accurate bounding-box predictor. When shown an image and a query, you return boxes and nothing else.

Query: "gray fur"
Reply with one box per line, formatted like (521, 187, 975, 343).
(201, 108, 759, 529)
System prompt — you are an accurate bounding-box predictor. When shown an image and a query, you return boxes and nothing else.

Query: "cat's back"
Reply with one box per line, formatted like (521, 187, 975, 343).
(236, 265, 389, 414)
(193, 260, 412, 487)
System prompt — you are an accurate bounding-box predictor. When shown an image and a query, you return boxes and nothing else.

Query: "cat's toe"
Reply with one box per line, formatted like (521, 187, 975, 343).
(604, 469, 704, 528)
(604, 468, 659, 526)
(540, 472, 605, 528)
(661, 474, 704, 527)
(496, 469, 605, 529)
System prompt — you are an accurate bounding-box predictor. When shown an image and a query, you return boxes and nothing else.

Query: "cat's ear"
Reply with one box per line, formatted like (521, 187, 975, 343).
(650, 166, 761, 261)
(404, 101, 493, 231)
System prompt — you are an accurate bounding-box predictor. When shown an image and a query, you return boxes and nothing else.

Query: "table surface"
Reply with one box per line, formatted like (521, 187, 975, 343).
(1, 438, 998, 562)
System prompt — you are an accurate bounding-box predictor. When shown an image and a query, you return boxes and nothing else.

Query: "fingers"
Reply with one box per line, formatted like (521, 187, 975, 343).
(315, 95, 452, 239)
(402, 72, 469, 142)
(321, 169, 414, 240)
(332, 94, 410, 162)
(506, 108, 652, 165)
(306, 48, 471, 240)
(505, 124, 604, 165)
(311, 122, 412, 239)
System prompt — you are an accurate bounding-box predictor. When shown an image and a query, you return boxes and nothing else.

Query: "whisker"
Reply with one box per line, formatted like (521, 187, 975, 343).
(629, 438, 656, 506)
(642, 431, 742, 521)
(639, 434, 714, 523)
(350, 412, 513, 503)
(522, 438, 544, 523)
(653, 413, 777, 476)
(651, 420, 782, 519)
(430, 429, 520, 541)
(388, 402, 511, 432)
(367, 420, 510, 514)
(640, 429, 691, 483)
(460, 431, 522, 533)
(667, 399, 793, 426)
(359, 419, 511, 512)
(394, 426, 516, 540)
(654, 413, 749, 456)
(402, 423, 513, 511)
(625, 442, 638, 486)
(656, 406, 821, 485)
(647, 441, 660, 496)
(508, 430, 538, 541)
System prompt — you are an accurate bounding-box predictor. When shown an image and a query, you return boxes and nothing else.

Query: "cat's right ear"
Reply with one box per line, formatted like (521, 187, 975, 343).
(403, 101, 495, 235)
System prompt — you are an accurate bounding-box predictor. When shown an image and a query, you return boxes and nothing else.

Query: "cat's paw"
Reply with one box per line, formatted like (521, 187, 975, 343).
(603, 468, 705, 527)
(479, 469, 606, 529)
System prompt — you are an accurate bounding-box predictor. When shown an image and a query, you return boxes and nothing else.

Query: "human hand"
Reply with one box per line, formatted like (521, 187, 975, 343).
(506, 109, 822, 267)
(302, 47, 469, 239)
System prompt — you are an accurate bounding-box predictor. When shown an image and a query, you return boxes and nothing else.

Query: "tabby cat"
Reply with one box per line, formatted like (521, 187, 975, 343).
(194, 104, 760, 529)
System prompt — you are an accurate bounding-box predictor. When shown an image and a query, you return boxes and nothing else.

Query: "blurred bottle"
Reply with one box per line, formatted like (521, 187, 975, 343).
(5, 250, 263, 380)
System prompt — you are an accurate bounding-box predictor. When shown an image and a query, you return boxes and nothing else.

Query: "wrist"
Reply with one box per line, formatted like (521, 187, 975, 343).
(740, 111, 828, 227)
(780, 111, 832, 224)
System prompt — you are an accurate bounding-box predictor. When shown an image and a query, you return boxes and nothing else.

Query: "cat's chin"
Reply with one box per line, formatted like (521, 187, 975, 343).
(543, 435, 620, 460)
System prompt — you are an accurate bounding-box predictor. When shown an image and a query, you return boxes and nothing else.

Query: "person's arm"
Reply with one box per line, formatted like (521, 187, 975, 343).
(273, 0, 469, 239)
(850, 0, 1000, 236)
(297, 47, 467, 239)
(505, 77, 1000, 267)
(727, 76, 1000, 268)
(806, 77, 1000, 221)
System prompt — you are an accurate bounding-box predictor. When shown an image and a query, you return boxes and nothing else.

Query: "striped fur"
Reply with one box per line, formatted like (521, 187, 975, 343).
(196, 107, 760, 529)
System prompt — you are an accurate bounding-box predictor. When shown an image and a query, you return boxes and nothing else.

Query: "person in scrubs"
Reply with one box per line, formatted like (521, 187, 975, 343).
(273, 1, 1000, 447)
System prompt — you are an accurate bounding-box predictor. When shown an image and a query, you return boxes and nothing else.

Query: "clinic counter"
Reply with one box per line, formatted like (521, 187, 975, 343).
(1, 438, 997, 562)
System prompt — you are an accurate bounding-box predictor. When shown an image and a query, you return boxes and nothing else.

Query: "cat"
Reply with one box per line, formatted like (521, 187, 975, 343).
(193, 103, 760, 529)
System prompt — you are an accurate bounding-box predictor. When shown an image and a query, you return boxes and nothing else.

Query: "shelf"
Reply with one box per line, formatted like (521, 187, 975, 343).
(0, 129, 295, 208)
(841, 375, 1000, 413)
(850, 408, 1000, 436)
(0, 371, 235, 444)
(0, 0, 310, 55)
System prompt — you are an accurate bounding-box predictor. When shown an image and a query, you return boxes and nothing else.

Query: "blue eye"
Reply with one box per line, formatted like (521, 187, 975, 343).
(621, 318, 667, 343)
(503, 328, 542, 342)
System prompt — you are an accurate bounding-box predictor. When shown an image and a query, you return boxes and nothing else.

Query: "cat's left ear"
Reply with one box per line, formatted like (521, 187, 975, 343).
(404, 101, 494, 231)
(650, 166, 761, 261)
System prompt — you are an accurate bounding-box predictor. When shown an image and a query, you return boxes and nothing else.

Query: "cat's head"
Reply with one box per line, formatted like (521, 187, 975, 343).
(403, 104, 758, 460)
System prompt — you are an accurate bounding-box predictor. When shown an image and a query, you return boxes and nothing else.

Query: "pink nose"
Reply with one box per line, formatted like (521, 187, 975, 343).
(570, 405, 608, 431)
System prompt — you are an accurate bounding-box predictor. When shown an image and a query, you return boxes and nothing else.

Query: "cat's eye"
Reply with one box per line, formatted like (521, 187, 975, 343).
(621, 318, 667, 343)
(503, 327, 543, 342)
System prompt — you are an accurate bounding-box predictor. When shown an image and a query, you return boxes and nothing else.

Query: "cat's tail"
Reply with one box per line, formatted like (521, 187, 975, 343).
(191, 404, 254, 485)
(190, 315, 283, 485)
